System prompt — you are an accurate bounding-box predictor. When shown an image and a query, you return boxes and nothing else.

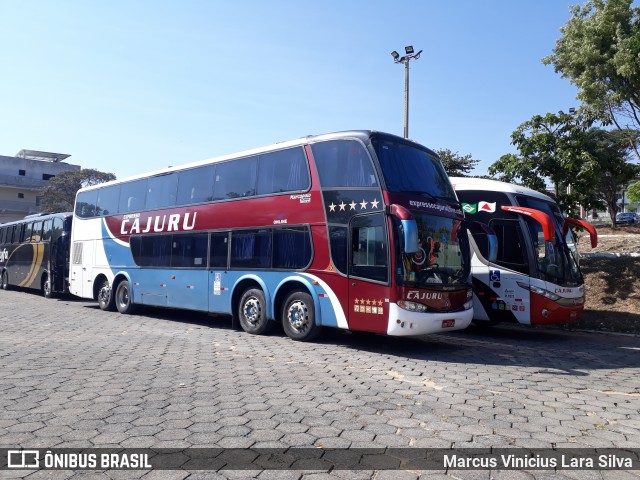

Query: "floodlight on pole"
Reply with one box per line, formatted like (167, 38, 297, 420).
(391, 45, 422, 139)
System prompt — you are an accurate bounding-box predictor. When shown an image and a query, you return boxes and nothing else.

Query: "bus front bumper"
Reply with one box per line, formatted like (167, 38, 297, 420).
(386, 303, 473, 336)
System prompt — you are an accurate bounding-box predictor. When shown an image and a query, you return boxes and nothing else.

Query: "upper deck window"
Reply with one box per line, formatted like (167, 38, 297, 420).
(372, 138, 456, 201)
(311, 140, 378, 188)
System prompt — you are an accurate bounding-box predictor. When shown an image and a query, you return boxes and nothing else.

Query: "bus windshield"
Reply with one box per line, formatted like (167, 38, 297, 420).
(372, 137, 457, 202)
(516, 195, 583, 286)
(398, 211, 469, 288)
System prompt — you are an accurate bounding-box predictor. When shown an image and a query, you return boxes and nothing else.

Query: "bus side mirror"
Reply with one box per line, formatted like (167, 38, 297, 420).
(467, 221, 498, 263)
(386, 204, 419, 253)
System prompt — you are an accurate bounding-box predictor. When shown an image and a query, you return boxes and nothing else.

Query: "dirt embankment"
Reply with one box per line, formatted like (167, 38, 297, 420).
(569, 225, 640, 334)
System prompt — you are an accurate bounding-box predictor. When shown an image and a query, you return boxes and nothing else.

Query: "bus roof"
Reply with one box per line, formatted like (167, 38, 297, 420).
(78, 130, 434, 193)
(450, 177, 555, 203)
(0, 212, 72, 227)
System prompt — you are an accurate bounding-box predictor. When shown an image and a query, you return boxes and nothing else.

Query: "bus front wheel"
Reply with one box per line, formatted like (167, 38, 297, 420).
(115, 280, 136, 314)
(238, 288, 272, 335)
(1, 271, 8, 290)
(98, 279, 116, 311)
(282, 290, 321, 342)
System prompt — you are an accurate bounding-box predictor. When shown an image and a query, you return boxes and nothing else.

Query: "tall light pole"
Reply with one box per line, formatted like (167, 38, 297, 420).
(391, 45, 422, 139)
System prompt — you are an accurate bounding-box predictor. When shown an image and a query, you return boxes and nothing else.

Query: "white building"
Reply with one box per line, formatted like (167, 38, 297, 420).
(0, 150, 80, 223)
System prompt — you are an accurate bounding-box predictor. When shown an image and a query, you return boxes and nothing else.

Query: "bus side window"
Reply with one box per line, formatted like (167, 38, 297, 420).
(209, 232, 229, 268)
(42, 220, 53, 242)
(489, 220, 529, 275)
(14, 224, 25, 244)
(0, 227, 5, 244)
(350, 214, 388, 282)
(177, 166, 215, 206)
(96, 185, 120, 216)
(31, 221, 43, 242)
(311, 140, 378, 188)
(146, 173, 178, 210)
(273, 227, 312, 269)
(257, 148, 310, 195)
(214, 157, 258, 200)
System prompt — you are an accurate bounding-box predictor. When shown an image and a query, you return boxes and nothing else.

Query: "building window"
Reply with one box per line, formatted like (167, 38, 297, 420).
(43, 174, 55, 180)
(18, 169, 26, 176)
(18, 193, 24, 199)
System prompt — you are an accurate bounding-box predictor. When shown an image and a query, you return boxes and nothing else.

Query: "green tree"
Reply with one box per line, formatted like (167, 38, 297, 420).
(488, 112, 596, 215)
(489, 112, 639, 223)
(587, 129, 640, 223)
(40, 169, 116, 213)
(435, 149, 480, 177)
(627, 181, 640, 204)
(543, 0, 640, 159)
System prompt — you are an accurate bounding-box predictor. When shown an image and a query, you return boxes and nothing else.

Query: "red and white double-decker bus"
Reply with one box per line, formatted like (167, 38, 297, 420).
(70, 131, 495, 341)
(451, 177, 597, 327)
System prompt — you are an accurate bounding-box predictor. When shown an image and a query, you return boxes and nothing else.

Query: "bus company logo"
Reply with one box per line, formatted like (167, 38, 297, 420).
(0, 248, 8, 263)
(290, 193, 311, 204)
(120, 212, 197, 235)
(554, 287, 574, 294)
(406, 291, 442, 301)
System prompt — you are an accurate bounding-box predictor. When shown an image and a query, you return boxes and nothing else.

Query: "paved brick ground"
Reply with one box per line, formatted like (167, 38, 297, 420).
(1, 289, 639, 479)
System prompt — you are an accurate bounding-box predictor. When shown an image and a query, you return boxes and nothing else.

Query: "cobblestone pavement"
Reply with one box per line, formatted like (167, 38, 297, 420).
(1, 289, 639, 479)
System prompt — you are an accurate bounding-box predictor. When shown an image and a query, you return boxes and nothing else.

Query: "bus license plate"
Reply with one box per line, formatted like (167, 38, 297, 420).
(442, 319, 455, 328)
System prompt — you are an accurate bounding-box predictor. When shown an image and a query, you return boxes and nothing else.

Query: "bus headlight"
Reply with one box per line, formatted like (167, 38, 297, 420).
(463, 299, 473, 310)
(517, 281, 562, 302)
(397, 300, 428, 313)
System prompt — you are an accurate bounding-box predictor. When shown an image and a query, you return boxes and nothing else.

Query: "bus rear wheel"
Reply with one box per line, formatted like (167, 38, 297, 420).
(98, 279, 116, 311)
(238, 288, 272, 335)
(282, 290, 321, 342)
(1, 271, 8, 290)
(115, 280, 136, 314)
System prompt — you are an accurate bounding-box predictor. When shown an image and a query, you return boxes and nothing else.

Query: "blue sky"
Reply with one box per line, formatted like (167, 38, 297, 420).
(0, 1, 580, 179)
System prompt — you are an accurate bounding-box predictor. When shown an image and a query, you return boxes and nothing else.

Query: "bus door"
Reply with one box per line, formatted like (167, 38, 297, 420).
(166, 233, 209, 312)
(472, 219, 532, 324)
(347, 214, 390, 333)
(70, 240, 93, 298)
(208, 232, 231, 314)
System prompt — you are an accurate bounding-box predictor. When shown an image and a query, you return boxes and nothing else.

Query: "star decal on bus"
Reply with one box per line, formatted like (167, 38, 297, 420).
(339, 202, 346, 211)
(349, 201, 357, 210)
(370, 199, 379, 209)
(329, 203, 336, 212)
(360, 200, 368, 209)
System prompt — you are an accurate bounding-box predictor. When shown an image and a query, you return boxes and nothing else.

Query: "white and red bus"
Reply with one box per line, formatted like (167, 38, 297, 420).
(451, 177, 597, 327)
(70, 131, 495, 341)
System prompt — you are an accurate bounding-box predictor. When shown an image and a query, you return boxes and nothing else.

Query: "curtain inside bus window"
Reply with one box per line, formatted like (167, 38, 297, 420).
(273, 228, 311, 269)
(257, 148, 309, 195)
(311, 140, 378, 188)
(231, 230, 272, 268)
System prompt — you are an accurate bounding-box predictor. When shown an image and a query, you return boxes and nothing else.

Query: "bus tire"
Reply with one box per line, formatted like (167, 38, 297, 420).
(42, 274, 53, 299)
(282, 290, 321, 342)
(115, 280, 136, 314)
(1, 270, 9, 290)
(238, 288, 272, 335)
(97, 279, 116, 311)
